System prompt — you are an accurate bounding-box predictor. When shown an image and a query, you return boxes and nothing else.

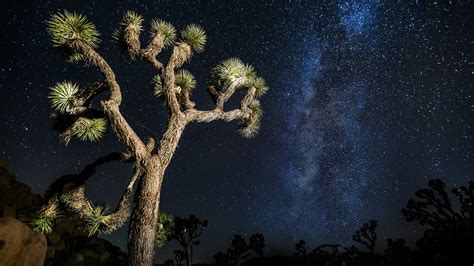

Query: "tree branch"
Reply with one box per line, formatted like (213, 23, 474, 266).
(70, 39, 149, 159)
(185, 86, 256, 124)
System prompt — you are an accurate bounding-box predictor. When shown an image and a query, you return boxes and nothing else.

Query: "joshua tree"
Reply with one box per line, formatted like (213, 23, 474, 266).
(174, 250, 186, 266)
(294, 240, 309, 265)
(170, 215, 208, 266)
(248, 233, 265, 257)
(39, 10, 269, 265)
(402, 179, 474, 262)
(402, 179, 473, 228)
(213, 234, 263, 266)
(352, 220, 377, 254)
(227, 234, 251, 266)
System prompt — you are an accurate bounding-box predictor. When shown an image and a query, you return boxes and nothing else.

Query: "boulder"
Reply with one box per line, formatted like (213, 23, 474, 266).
(0, 217, 47, 266)
(0, 161, 41, 220)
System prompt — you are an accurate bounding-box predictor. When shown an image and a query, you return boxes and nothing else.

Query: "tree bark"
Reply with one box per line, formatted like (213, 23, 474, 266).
(127, 156, 163, 266)
(185, 245, 192, 266)
(127, 116, 186, 266)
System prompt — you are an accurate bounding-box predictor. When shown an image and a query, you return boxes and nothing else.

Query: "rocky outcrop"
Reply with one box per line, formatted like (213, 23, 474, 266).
(47, 236, 127, 266)
(0, 160, 41, 220)
(0, 217, 47, 266)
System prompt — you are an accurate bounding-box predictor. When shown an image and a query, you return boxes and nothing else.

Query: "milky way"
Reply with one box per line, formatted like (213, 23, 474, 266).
(265, 0, 473, 248)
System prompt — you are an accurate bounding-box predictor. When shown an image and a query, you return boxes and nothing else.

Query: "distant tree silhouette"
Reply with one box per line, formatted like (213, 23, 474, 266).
(162, 259, 174, 266)
(352, 220, 377, 254)
(294, 240, 307, 257)
(248, 233, 265, 257)
(384, 238, 412, 266)
(293, 240, 309, 265)
(171, 215, 208, 266)
(401, 178, 474, 264)
(213, 233, 266, 265)
(174, 250, 186, 266)
(228, 234, 251, 265)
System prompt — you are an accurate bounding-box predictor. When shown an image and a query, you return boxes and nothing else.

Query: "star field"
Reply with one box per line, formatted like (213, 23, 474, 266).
(1, 0, 473, 263)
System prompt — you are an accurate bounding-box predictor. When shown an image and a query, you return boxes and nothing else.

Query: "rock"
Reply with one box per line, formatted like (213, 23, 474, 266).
(48, 236, 127, 266)
(0, 162, 41, 220)
(0, 217, 47, 266)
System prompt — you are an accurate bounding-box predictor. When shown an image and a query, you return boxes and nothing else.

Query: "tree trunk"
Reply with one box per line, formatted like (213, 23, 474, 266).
(185, 245, 192, 266)
(126, 115, 186, 265)
(127, 156, 163, 266)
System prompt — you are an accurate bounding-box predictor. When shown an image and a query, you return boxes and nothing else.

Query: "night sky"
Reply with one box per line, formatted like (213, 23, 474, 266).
(1, 0, 473, 263)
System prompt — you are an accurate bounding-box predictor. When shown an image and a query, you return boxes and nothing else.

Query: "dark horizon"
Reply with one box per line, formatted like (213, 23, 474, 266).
(1, 0, 473, 264)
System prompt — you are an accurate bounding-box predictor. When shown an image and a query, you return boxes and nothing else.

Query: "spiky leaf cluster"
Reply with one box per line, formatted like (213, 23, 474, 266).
(152, 75, 164, 97)
(31, 202, 61, 234)
(155, 213, 175, 247)
(49, 81, 79, 113)
(121, 11, 143, 31)
(250, 77, 269, 97)
(73, 118, 107, 142)
(181, 24, 206, 53)
(175, 70, 196, 93)
(239, 100, 262, 138)
(48, 11, 100, 48)
(83, 201, 109, 237)
(67, 52, 84, 63)
(31, 217, 54, 234)
(211, 58, 256, 89)
(150, 19, 176, 47)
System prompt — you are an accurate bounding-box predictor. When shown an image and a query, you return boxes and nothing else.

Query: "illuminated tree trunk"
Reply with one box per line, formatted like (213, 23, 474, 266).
(127, 157, 163, 265)
(128, 117, 186, 265)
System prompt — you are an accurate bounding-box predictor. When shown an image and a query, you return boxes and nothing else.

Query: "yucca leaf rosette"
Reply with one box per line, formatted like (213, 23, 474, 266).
(150, 19, 176, 47)
(175, 70, 196, 94)
(73, 118, 107, 142)
(31, 201, 61, 234)
(239, 99, 263, 138)
(49, 81, 79, 113)
(180, 24, 206, 53)
(121, 11, 143, 31)
(83, 201, 109, 237)
(250, 77, 269, 97)
(152, 75, 164, 97)
(155, 213, 175, 247)
(48, 11, 100, 47)
(211, 58, 257, 89)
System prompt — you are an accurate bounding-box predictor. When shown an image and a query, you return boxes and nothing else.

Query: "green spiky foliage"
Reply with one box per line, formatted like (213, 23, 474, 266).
(83, 201, 109, 237)
(152, 74, 163, 97)
(47, 11, 100, 48)
(175, 70, 196, 93)
(73, 118, 107, 142)
(31, 202, 61, 234)
(211, 58, 256, 88)
(122, 11, 143, 31)
(239, 100, 262, 138)
(67, 52, 84, 63)
(31, 216, 54, 234)
(150, 19, 176, 47)
(155, 213, 175, 247)
(250, 77, 269, 97)
(49, 81, 79, 113)
(180, 24, 206, 53)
